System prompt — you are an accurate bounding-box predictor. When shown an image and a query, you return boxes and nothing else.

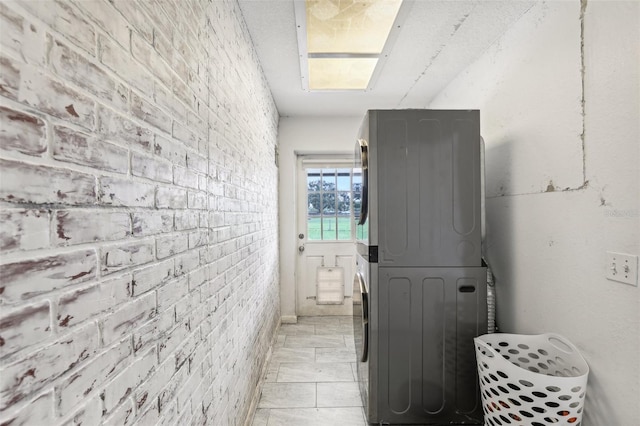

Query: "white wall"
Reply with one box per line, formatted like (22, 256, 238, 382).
(277, 116, 361, 321)
(429, 1, 639, 424)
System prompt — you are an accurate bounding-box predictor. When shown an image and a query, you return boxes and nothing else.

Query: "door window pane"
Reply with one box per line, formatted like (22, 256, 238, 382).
(337, 168, 351, 191)
(322, 217, 337, 240)
(307, 169, 321, 191)
(306, 165, 360, 241)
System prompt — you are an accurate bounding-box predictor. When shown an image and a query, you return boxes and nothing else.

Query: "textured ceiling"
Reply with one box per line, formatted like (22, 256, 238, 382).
(237, 0, 533, 117)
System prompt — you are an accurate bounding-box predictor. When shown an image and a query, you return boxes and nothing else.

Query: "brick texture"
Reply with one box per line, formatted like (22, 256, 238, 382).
(0, 0, 280, 425)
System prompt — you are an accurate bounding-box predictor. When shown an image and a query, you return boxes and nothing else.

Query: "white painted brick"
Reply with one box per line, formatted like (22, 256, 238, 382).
(0, 105, 47, 156)
(134, 353, 174, 415)
(0, 3, 26, 60)
(0, 301, 51, 360)
(174, 210, 199, 231)
(0, 158, 97, 206)
(173, 121, 198, 151)
(0, 209, 50, 252)
(17, 0, 95, 55)
(188, 333, 211, 375)
(109, 0, 153, 44)
(158, 322, 188, 364)
(158, 363, 188, 413)
(188, 229, 208, 250)
(137, 1, 174, 50)
(100, 34, 153, 95)
(173, 165, 199, 189)
(102, 393, 134, 425)
(0, 0, 280, 423)
(100, 292, 156, 346)
(188, 190, 207, 210)
(131, 31, 172, 89)
(99, 176, 156, 208)
(53, 126, 129, 174)
(50, 38, 115, 101)
(18, 62, 95, 128)
(153, 134, 187, 167)
(174, 292, 198, 340)
(0, 250, 97, 304)
(156, 234, 189, 259)
(61, 395, 102, 426)
(157, 400, 178, 426)
(97, 105, 153, 152)
(131, 151, 173, 183)
(175, 250, 201, 277)
(73, 0, 131, 49)
(132, 210, 174, 236)
(56, 339, 131, 414)
(57, 274, 131, 330)
(0, 55, 20, 101)
(136, 401, 161, 425)
(154, 82, 187, 125)
(132, 257, 174, 296)
(0, 323, 99, 410)
(175, 355, 204, 413)
(0, 391, 54, 426)
(54, 210, 131, 246)
(131, 92, 172, 134)
(132, 306, 174, 354)
(102, 346, 156, 415)
(156, 186, 187, 209)
(100, 240, 155, 275)
(157, 276, 189, 313)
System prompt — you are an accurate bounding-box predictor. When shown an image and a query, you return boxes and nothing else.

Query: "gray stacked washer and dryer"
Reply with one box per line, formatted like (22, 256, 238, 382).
(353, 109, 487, 425)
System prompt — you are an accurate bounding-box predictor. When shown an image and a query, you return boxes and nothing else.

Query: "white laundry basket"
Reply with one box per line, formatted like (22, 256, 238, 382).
(474, 333, 589, 426)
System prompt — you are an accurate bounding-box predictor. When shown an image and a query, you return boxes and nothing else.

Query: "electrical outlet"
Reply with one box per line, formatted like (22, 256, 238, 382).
(606, 252, 638, 286)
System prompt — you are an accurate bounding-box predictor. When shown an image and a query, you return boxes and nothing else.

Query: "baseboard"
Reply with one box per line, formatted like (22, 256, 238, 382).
(243, 317, 282, 426)
(280, 315, 298, 324)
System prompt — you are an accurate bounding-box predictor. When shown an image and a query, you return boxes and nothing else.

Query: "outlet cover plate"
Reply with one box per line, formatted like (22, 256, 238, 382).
(606, 252, 638, 286)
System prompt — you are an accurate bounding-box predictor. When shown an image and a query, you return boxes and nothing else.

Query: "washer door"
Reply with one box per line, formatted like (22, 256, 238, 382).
(353, 271, 369, 362)
(355, 138, 368, 225)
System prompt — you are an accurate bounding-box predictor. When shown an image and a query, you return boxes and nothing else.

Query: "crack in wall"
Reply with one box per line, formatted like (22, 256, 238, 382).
(580, 0, 588, 186)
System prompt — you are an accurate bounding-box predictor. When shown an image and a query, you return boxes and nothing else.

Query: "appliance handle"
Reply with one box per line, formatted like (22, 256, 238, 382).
(357, 272, 369, 362)
(360, 276, 368, 325)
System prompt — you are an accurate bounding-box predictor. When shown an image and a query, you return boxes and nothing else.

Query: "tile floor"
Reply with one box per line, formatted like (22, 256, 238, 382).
(251, 316, 368, 426)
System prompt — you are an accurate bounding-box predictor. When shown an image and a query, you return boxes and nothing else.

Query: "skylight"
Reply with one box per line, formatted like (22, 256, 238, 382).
(296, 0, 404, 91)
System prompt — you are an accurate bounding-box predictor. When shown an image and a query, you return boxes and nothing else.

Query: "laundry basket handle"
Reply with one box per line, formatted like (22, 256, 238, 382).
(474, 337, 498, 359)
(545, 333, 577, 354)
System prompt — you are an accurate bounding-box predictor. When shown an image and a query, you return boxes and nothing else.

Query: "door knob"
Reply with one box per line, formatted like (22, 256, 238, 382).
(298, 245, 305, 253)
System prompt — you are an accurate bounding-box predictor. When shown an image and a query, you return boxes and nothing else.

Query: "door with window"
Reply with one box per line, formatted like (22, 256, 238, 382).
(296, 156, 362, 316)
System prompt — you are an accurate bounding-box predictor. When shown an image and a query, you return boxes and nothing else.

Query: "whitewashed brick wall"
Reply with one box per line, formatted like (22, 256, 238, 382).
(0, 0, 281, 424)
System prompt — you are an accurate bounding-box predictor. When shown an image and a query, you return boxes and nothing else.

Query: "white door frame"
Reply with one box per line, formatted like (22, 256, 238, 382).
(295, 155, 358, 317)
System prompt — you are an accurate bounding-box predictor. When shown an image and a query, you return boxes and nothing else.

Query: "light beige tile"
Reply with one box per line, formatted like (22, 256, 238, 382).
(278, 323, 316, 335)
(277, 362, 354, 383)
(263, 363, 279, 382)
(297, 316, 341, 326)
(317, 382, 363, 407)
(284, 334, 346, 348)
(258, 382, 316, 408)
(265, 407, 367, 426)
(316, 347, 356, 363)
(251, 408, 269, 426)
(344, 335, 356, 350)
(314, 322, 354, 335)
(274, 334, 286, 348)
(271, 347, 316, 364)
(338, 316, 355, 326)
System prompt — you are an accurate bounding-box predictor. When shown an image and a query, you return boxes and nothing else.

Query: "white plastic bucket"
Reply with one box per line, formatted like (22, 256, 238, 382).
(474, 333, 589, 426)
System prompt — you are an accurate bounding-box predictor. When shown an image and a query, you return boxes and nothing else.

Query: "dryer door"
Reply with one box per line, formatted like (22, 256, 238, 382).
(352, 271, 368, 362)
